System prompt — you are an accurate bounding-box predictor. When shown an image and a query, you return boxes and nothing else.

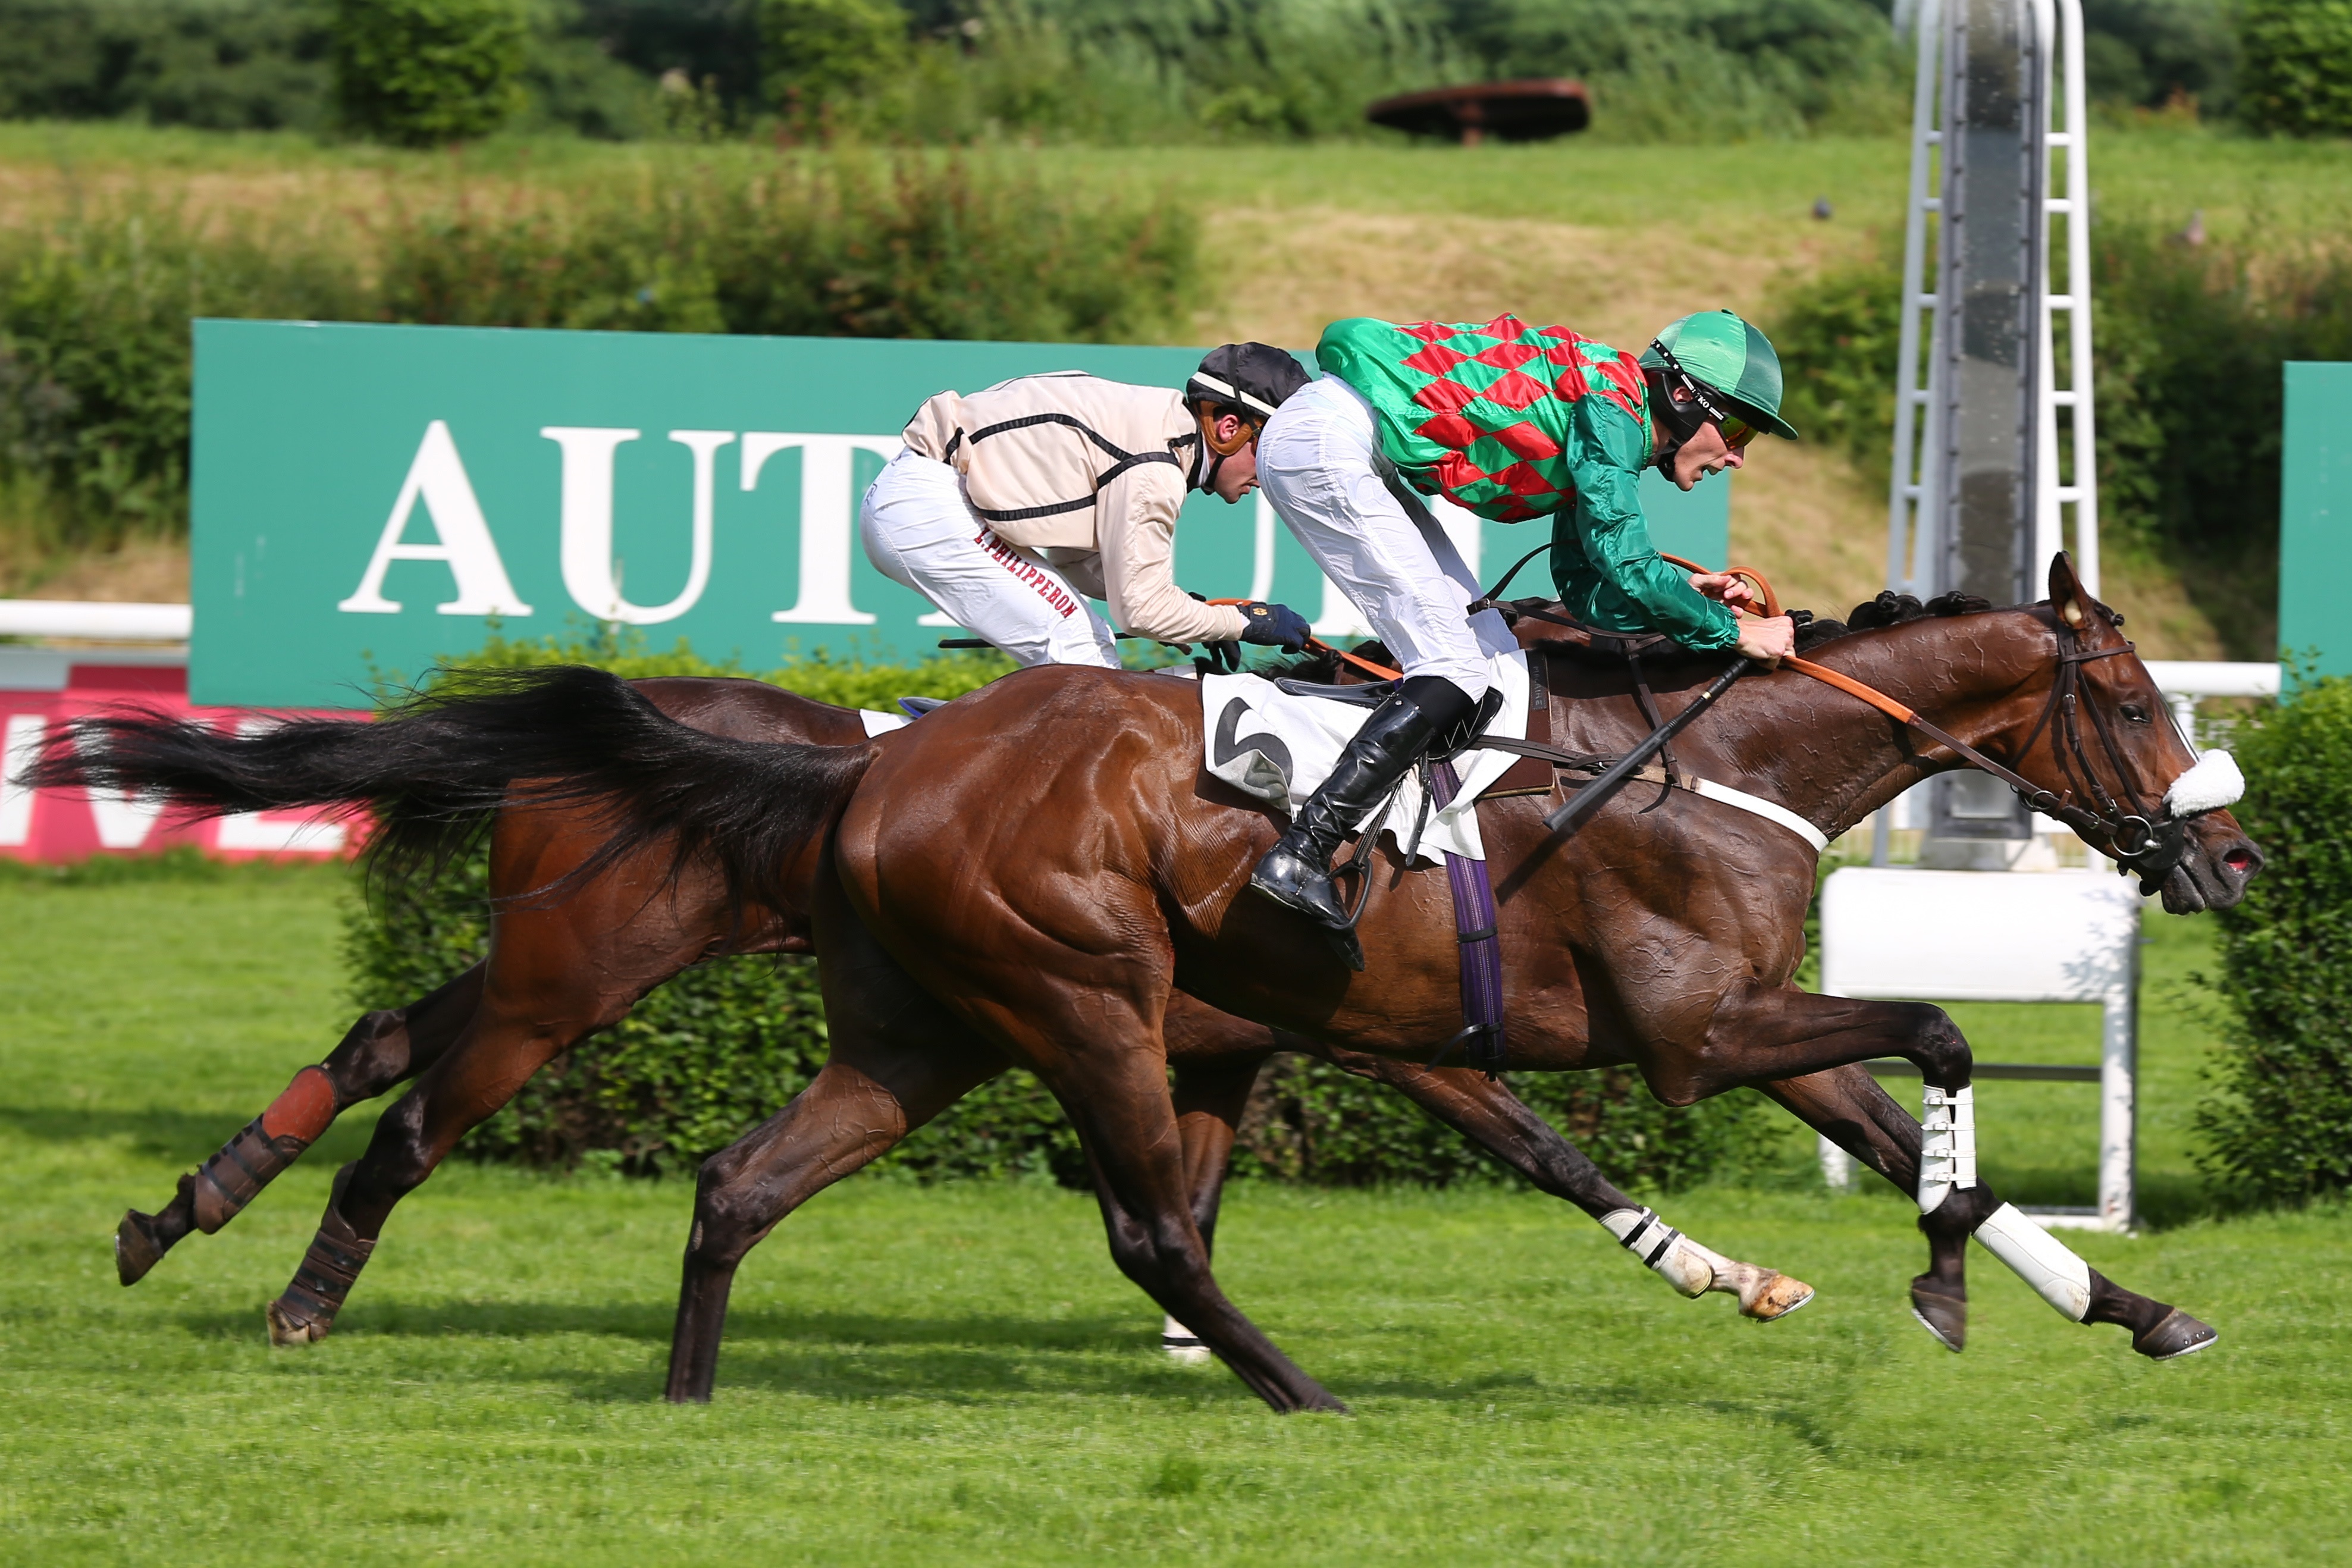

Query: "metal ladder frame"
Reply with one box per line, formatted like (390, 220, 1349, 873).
(1886, 0, 2099, 603)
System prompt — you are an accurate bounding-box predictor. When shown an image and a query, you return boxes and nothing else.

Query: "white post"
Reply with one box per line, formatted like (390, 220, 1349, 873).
(2099, 976, 2137, 1231)
(1819, 1136, 1856, 1192)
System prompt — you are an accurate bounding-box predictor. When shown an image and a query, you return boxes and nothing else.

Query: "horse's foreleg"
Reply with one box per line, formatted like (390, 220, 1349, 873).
(1158, 1048, 1271, 1363)
(1763, 1061, 2215, 1360)
(116, 965, 486, 1287)
(1315, 1044, 1811, 1321)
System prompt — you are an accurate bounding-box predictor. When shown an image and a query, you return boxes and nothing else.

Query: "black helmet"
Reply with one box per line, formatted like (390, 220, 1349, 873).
(1187, 342, 1310, 425)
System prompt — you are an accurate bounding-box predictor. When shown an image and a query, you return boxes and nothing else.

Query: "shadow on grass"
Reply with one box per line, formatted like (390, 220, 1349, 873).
(168, 1297, 1580, 1408)
(0, 1107, 382, 1167)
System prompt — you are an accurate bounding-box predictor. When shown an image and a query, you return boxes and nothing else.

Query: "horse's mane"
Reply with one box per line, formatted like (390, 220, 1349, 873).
(1790, 588, 2121, 651)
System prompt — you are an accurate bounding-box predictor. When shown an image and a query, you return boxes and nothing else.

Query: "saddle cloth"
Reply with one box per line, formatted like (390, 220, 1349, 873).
(1200, 650, 1531, 863)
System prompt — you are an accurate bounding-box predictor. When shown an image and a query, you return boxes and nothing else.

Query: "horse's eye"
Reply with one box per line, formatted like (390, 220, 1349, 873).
(2121, 704, 2149, 724)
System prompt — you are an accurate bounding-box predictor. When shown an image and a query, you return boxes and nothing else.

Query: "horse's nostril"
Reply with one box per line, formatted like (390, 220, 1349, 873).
(2224, 846, 2253, 871)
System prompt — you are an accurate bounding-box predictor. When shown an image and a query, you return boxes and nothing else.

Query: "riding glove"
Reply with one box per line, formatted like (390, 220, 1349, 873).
(1234, 601, 1312, 650)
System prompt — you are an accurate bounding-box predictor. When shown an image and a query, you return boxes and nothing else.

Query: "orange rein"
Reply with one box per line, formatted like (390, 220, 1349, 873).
(1653, 553, 1920, 724)
(1203, 598, 1404, 681)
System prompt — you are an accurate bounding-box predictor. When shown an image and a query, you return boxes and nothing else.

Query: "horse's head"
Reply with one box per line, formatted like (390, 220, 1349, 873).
(2002, 553, 2263, 914)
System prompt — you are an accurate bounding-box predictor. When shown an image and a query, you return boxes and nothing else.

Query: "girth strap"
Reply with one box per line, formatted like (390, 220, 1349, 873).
(1424, 758, 1507, 1075)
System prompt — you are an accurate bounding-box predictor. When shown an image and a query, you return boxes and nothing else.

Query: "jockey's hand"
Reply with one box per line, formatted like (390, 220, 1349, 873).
(1736, 614, 1796, 667)
(1688, 571, 1763, 613)
(1235, 601, 1312, 650)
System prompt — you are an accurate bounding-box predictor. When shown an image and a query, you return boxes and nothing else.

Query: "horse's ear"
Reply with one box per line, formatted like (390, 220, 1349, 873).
(2048, 551, 2092, 630)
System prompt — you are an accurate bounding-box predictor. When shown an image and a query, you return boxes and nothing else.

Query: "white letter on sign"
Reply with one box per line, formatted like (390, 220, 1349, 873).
(742, 432, 896, 625)
(544, 427, 732, 626)
(340, 421, 535, 616)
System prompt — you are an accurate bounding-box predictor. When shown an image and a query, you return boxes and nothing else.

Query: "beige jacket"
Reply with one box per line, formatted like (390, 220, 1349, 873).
(902, 372, 1250, 645)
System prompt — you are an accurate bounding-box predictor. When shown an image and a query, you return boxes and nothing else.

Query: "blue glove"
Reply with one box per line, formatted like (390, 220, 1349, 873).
(1235, 601, 1312, 650)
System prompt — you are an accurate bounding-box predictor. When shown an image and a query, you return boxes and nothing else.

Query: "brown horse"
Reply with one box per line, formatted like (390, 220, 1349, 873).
(48, 556, 2247, 1412)
(654, 555, 2257, 1410)
(72, 675, 1802, 1352)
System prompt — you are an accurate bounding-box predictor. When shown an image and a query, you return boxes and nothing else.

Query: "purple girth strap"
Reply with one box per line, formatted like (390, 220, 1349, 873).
(1428, 759, 1506, 1074)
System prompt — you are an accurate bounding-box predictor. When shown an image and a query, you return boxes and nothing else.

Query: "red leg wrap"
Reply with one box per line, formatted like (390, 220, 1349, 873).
(260, 1065, 337, 1143)
(192, 1067, 337, 1234)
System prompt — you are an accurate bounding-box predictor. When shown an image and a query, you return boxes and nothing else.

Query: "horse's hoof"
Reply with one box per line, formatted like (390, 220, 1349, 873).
(1741, 1272, 1815, 1321)
(1161, 1315, 1213, 1365)
(265, 1299, 328, 1348)
(2133, 1307, 2217, 1361)
(115, 1210, 167, 1287)
(1909, 1277, 1967, 1352)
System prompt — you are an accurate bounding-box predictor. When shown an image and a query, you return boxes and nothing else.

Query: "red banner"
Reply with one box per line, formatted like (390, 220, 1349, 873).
(0, 663, 362, 863)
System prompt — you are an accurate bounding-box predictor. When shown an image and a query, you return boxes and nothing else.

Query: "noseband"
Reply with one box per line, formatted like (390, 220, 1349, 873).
(2004, 622, 2190, 892)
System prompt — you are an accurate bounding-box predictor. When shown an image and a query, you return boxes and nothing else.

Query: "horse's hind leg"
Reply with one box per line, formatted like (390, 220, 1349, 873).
(1763, 1062, 2215, 1360)
(1314, 1043, 1814, 1321)
(116, 965, 485, 1286)
(1158, 1035, 1272, 1363)
(667, 901, 1009, 1403)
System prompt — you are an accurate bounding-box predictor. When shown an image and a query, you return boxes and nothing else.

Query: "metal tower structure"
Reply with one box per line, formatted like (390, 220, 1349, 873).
(1881, 0, 2099, 860)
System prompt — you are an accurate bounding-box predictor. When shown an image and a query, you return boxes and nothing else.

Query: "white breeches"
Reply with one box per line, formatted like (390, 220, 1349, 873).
(858, 449, 1121, 670)
(1255, 375, 1516, 701)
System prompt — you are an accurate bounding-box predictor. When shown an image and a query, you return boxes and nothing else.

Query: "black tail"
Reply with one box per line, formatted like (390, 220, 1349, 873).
(20, 665, 874, 912)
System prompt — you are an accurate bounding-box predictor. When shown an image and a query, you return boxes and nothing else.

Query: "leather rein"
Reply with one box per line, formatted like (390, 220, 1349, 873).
(1470, 541, 2196, 888)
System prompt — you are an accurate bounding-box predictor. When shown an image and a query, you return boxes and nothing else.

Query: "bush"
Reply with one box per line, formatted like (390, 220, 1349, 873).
(2197, 675, 2352, 1203)
(331, 0, 528, 145)
(1765, 221, 2352, 565)
(760, 0, 908, 125)
(2238, 0, 2352, 138)
(0, 153, 1196, 549)
(0, 203, 369, 552)
(0, 0, 335, 130)
(378, 152, 1198, 342)
(343, 631, 1774, 1190)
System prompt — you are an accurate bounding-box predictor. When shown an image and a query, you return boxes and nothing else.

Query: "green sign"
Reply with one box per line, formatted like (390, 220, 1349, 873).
(2282, 361, 2352, 678)
(190, 320, 1729, 707)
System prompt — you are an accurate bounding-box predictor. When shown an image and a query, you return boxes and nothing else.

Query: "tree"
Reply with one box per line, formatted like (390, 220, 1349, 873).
(333, 0, 527, 146)
(2238, 0, 2352, 137)
(758, 0, 907, 123)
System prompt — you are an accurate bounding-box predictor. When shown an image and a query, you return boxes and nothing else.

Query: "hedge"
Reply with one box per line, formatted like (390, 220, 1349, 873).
(343, 632, 1774, 1190)
(2237, 0, 2352, 139)
(2197, 675, 2352, 1204)
(0, 152, 1196, 555)
(331, 0, 529, 146)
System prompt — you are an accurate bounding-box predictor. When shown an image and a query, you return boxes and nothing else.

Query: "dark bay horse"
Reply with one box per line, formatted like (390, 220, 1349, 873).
(44, 556, 2252, 1412)
(68, 676, 1803, 1352)
(660, 556, 2256, 1410)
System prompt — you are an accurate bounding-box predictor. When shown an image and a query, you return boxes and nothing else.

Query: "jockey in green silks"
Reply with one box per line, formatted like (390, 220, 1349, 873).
(1249, 308, 1802, 933)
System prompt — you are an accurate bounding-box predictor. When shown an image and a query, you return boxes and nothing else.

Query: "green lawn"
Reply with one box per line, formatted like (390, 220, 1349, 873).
(7, 120, 2349, 248)
(2, 870, 2348, 1565)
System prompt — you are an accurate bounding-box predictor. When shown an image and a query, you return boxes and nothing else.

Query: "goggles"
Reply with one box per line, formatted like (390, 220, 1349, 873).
(1648, 340, 1760, 450)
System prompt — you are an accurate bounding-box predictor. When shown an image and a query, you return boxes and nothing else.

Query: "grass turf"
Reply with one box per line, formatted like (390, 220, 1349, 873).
(2, 869, 2347, 1564)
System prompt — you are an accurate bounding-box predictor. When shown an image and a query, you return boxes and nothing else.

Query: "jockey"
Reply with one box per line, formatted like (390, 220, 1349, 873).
(861, 344, 1315, 669)
(1249, 309, 1802, 931)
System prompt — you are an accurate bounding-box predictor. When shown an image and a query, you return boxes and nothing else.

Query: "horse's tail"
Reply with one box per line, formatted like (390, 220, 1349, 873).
(21, 664, 875, 911)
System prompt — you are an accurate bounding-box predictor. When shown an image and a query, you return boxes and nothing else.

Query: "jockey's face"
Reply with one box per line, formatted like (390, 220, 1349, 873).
(1659, 384, 1749, 492)
(1203, 412, 1260, 503)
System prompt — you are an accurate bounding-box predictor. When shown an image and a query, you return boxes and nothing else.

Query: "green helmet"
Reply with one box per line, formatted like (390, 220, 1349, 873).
(1639, 309, 1800, 441)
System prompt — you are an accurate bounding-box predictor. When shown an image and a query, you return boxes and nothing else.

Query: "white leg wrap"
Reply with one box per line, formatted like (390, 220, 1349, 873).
(1918, 1083, 1977, 1212)
(1160, 1313, 1211, 1364)
(1601, 1208, 1714, 1298)
(1974, 1202, 2093, 1321)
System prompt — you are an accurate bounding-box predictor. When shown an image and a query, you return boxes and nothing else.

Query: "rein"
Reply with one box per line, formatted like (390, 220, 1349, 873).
(1478, 541, 2196, 886)
(1202, 598, 1404, 682)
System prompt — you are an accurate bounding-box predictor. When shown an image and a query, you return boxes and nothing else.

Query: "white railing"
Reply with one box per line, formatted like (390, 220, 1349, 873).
(0, 600, 193, 642)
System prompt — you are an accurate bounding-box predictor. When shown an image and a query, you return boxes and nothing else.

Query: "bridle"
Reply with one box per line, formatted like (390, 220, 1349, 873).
(1476, 540, 2203, 891)
(1729, 571, 2196, 892)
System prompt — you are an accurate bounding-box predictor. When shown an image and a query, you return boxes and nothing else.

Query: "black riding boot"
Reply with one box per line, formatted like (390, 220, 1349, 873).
(1249, 676, 1475, 929)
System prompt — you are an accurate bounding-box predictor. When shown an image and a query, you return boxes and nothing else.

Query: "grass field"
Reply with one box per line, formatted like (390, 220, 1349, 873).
(3, 866, 2348, 1564)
